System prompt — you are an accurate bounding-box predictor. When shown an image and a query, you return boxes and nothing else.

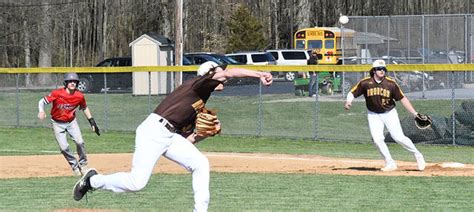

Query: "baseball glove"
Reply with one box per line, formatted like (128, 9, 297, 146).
(195, 108, 221, 137)
(88, 117, 100, 136)
(415, 113, 432, 129)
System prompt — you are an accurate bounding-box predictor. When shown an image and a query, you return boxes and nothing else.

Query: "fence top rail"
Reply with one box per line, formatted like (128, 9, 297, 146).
(0, 64, 473, 74)
(349, 14, 473, 18)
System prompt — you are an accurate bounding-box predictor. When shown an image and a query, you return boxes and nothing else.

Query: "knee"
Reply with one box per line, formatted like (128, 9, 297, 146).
(60, 146, 71, 152)
(129, 175, 150, 191)
(372, 136, 385, 145)
(193, 155, 210, 173)
(392, 134, 409, 142)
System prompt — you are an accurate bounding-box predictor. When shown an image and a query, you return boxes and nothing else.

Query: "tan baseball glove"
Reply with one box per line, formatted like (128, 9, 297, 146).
(195, 108, 221, 137)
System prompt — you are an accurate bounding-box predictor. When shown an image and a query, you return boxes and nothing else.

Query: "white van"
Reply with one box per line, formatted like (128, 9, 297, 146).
(266, 49, 310, 81)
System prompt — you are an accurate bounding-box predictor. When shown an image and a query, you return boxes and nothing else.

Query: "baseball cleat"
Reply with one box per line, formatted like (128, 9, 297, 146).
(72, 166, 82, 176)
(381, 164, 397, 172)
(73, 168, 97, 201)
(415, 154, 426, 171)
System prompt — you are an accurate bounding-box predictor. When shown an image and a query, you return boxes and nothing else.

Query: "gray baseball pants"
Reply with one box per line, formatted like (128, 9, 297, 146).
(52, 118, 87, 170)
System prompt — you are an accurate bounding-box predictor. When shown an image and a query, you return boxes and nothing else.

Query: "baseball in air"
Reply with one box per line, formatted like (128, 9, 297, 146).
(339, 15, 349, 25)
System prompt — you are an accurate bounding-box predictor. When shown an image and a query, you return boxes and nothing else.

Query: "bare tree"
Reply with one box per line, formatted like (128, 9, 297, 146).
(37, 0, 53, 86)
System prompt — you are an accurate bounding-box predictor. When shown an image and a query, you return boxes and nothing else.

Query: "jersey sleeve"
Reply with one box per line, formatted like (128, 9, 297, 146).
(79, 95, 87, 110)
(44, 90, 57, 103)
(350, 79, 365, 98)
(191, 72, 221, 94)
(392, 82, 405, 101)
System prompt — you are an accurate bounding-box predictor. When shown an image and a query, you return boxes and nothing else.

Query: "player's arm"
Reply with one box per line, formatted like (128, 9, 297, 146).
(83, 107, 101, 136)
(37, 98, 49, 120)
(186, 121, 221, 144)
(344, 92, 355, 110)
(399, 97, 418, 117)
(344, 79, 364, 110)
(212, 67, 273, 86)
(186, 133, 206, 144)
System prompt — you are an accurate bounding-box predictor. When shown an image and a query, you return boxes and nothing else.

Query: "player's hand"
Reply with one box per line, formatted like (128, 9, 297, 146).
(38, 111, 46, 120)
(88, 118, 100, 136)
(260, 72, 273, 86)
(344, 101, 352, 110)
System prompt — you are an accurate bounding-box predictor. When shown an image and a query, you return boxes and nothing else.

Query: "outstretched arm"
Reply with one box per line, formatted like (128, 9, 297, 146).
(83, 107, 93, 119)
(344, 92, 355, 110)
(400, 97, 418, 116)
(212, 67, 273, 86)
(38, 98, 48, 120)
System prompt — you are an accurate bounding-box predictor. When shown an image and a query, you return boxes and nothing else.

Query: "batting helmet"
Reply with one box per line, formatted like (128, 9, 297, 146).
(370, 60, 387, 77)
(197, 61, 228, 76)
(64, 72, 79, 82)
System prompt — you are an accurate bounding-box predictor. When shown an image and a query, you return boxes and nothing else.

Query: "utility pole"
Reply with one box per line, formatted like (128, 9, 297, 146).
(175, 0, 184, 86)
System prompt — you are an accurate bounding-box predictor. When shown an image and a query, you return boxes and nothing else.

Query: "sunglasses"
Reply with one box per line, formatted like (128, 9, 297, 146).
(66, 80, 78, 84)
(375, 67, 387, 72)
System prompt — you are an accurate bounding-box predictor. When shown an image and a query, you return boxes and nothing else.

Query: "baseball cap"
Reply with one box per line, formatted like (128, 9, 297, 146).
(372, 60, 386, 68)
(197, 61, 228, 76)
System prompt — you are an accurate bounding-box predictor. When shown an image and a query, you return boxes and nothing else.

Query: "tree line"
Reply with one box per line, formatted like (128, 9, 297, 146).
(1, 0, 471, 70)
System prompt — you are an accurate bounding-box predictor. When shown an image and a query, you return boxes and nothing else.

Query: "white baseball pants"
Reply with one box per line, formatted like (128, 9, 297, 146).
(367, 109, 422, 166)
(90, 113, 210, 212)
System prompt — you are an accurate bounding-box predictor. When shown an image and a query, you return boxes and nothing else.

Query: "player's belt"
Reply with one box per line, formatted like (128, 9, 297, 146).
(158, 117, 177, 133)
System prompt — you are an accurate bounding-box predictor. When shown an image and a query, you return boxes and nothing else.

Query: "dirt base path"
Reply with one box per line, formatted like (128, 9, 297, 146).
(1, 152, 473, 179)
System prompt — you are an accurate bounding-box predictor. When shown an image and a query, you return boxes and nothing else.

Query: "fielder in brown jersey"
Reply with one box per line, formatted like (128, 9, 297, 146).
(344, 60, 425, 172)
(73, 61, 273, 212)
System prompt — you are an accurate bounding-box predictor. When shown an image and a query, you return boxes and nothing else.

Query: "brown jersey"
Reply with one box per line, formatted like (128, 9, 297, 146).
(350, 76, 405, 113)
(154, 72, 221, 134)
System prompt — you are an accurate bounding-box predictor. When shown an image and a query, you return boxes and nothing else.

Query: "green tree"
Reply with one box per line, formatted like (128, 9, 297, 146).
(226, 5, 267, 53)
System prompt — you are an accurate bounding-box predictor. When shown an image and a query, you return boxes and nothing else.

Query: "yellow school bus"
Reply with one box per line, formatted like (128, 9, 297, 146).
(294, 27, 355, 65)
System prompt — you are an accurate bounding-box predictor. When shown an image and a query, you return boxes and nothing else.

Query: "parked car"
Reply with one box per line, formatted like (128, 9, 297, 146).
(183, 53, 254, 85)
(226, 51, 277, 65)
(77, 57, 132, 93)
(182, 54, 224, 81)
(266, 49, 310, 81)
(186, 52, 242, 65)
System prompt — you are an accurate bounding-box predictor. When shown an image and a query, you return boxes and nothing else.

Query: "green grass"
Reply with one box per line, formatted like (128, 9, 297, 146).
(1, 127, 473, 163)
(0, 91, 469, 142)
(0, 174, 473, 211)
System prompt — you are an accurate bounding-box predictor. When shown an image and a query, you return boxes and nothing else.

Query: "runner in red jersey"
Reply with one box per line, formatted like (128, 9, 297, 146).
(38, 73, 100, 176)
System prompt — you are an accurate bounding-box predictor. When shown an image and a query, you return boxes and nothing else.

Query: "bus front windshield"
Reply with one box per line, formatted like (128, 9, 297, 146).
(325, 40, 334, 49)
(308, 40, 323, 49)
(295, 40, 306, 49)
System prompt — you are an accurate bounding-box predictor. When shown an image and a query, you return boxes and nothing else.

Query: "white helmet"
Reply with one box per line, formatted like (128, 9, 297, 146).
(372, 59, 386, 68)
(197, 61, 227, 76)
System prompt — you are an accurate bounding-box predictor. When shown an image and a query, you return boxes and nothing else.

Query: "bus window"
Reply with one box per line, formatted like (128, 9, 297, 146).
(295, 40, 305, 49)
(325, 40, 334, 49)
(308, 40, 322, 49)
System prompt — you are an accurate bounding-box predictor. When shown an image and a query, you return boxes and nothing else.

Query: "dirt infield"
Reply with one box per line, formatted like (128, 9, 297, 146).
(1, 152, 473, 179)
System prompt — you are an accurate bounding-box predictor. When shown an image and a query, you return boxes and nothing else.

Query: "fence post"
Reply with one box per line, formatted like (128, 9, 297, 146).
(451, 71, 456, 145)
(256, 80, 263, 136)
(313, 73, 319, 140)
(15, 73, 20, 127)
(104, 73, 109, 130)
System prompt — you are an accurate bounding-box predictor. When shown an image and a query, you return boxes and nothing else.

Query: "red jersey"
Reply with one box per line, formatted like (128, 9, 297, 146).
(44, 88, 87, 122)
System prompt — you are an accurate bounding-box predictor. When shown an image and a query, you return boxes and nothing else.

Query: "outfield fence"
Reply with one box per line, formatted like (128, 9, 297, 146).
(0, 65, 473, 145)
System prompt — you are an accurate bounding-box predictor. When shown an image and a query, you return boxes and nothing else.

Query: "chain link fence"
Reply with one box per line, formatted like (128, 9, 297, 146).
(0, 69, 473, 145)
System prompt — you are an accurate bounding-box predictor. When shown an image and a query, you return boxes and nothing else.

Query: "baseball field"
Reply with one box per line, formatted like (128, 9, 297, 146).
(1, 127, 473, 211)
